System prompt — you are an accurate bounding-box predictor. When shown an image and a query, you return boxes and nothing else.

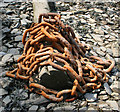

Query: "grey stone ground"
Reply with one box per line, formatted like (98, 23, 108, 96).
(0, 1, 120, 112)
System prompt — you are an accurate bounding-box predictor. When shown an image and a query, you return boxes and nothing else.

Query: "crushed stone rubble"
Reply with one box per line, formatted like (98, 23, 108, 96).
(0, 1, 120, 112)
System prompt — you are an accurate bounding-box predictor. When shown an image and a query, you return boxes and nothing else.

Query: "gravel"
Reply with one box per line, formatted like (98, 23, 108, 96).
(0, 1, 120, 111)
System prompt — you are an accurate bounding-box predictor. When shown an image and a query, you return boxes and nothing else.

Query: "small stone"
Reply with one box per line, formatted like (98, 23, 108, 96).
(47, 103, 56, 109)
(118, 100, 120, 107)
(53, 107, 63, 111)
(3, 96, 11, 104)
(0, 107, 4, 112)
(106, 48, 113, 56)
(0, 52, 6, 56)
(100, 47, 106, 52)
(96, 48, 105, 56)
(84, 93, 97, 102)
(112, 48, 120, 58)
(106, 100, 119, 111)
(80, 19, 86, 24)
(114, 58, 120, 64)
(114, 72, 120, 78)
(99, 91, 106, 95)
(12, 23, 20, 29)
(0, 88, 8, 95)
(111, 76, 117, 81)
(90, 50, 98, 56)
(0, 61, 6, 67)
(105, 54, 114, 61)
(15, 35, 23, 41)
(1, 46, 7, 52)
(5, 43, 13, 48)
(89, 18, 96, 24)
(2, 54, 13, 63)
(81, 101, 87, 106)
(94, 29, 104, 35)
(101, 95, 109, 101)
(20, 14, 29, 19)
(79, 107, 87, 112)
(17, 42, 24, 48)
(108, 78, 113, 84)
(102, 14, 108, 17)
(64, 105, 75, 111)
(111, 92, 119, 97)
(97, 42, 104, 46)
(110, 81, 120, 93)
(19, 5, 26, 11)
(2, 27, 10, 33)
(38, 107, 45, 111)
(99, 103, 109, 108)
(104, 82, 112, 95)
(87, 107, 98, 112)
(24, 19, 32, 24)
(28, 105, 38, 111)
(21, 19, 27, 26)
(88, 102, 97, 106)
(7, 48, 19, 55)
(11, 29, 19, 34)
(94, 8, 103, 13)
(91, 34, 103, 42)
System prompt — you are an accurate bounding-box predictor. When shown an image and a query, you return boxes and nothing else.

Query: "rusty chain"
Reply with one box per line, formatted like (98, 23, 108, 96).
(6, 13, 115, 102)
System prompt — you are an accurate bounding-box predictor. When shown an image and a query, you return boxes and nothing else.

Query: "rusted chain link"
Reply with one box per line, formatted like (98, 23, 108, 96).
(6, 13, 115, 102)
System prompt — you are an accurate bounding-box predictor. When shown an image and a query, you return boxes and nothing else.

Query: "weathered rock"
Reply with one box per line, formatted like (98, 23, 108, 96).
(0, 77, 12, 88)
(94, 28, 104, 35)
(91, 34, 103, 42)
(106, 100, 119, 111)
(110, 81, 120, 93)
(19, 5, 26, 11)
(87, 107, 98, 112)
(96, 48, 105, 56)
(11, 29, 19, 34)
(89, 18, 96, 24)
(106, 48, 113, 56)
(99, 95, 109, 101)
(80, 19, 87, 24)
(79, 107, 87, 112)
(100, 46, 106, 52)
(17, 42, 24, 48)
(104, 82, 112, 95)
(21, 19, 27, 26)
(46, 103, 56, 109)
(0, 88, 8, 96)
(28, 105, 38, 112)
(99, 90, 106, 95)
(2, 54, 13, 63)
(0, 52, 6, 56)
(2, 27, 10, 33)
(94, 8, 103, 13)
(90, 50, 98, 56)
(3, 95, 11, 104)
(0, 107, 4, 112)
(20, 14, 29, 19)
(15, 35, 23, 42)
(84, 93, 97, 102)
(7, 48, 19, 55)
(99, 103, 109, 108)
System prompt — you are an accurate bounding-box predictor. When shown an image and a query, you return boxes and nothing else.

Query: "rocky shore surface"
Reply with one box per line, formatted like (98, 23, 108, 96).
(0, 1, 120, 112)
